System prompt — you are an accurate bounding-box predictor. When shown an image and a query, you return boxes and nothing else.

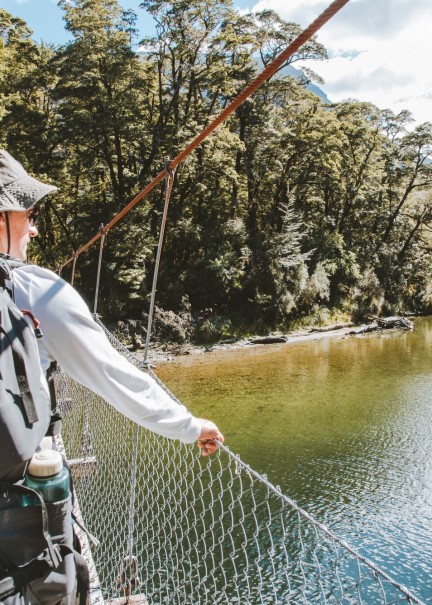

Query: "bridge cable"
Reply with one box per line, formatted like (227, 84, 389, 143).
(143, 161, 175, 365)
(117, 163, 177, 593)
(93, 225, 106, 315)
(70, 252, 78, 287)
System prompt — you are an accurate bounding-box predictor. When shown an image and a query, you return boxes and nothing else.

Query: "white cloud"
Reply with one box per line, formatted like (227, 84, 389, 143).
(248, 0, 432, 124)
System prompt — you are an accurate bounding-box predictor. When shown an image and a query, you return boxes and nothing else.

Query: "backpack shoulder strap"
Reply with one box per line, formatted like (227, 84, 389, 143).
(0, 254, 26, 299)
(0, 255, 12, 290)
(0, 253, 61, 436)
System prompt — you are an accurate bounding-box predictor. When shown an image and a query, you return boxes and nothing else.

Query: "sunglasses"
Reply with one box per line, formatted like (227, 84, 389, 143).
(28, 205, 40, 226)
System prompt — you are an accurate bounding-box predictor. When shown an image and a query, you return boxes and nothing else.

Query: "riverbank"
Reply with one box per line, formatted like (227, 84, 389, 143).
(141, 319, 408, 363)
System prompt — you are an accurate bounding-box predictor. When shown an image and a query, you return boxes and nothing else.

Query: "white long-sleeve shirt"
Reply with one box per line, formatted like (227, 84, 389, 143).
(12, 264, 202, 444)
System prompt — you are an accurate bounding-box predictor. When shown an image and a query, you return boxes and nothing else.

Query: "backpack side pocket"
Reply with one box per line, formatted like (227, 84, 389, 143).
(0, 484, 75, 605)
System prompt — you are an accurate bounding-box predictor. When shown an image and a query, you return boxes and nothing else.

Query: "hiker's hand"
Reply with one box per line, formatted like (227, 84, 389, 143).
(197, 420, 224, 456)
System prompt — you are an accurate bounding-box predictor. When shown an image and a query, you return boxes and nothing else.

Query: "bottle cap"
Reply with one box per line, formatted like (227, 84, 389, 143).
(27, 450, 63, 478)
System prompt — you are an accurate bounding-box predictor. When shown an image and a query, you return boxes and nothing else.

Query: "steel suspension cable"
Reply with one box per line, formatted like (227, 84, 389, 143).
(143, 163, 175, 365)
(93, 227, 106, 315)
(127, 425, 139, 565)
(71, 253, 78, 287)
(58, 0, 350, 271)
(114, 166, 177, 585)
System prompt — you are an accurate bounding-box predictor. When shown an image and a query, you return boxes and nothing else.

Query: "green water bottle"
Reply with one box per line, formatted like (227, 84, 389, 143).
(23, 450, 70, 503)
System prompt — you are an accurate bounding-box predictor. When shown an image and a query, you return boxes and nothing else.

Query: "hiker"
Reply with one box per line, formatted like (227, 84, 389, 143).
(0, 148, 224, 604)
(0, 148, 224, 450)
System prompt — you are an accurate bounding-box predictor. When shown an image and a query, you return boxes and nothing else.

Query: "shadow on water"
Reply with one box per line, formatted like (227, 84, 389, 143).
(157, 317, 432, 602)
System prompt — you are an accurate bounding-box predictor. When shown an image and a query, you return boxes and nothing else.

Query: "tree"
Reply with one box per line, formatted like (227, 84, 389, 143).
(56, 0, 151, 205)
(0, 10, 58, 170)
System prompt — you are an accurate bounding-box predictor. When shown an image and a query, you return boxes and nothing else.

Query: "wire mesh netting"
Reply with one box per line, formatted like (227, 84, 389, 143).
(53, 320, 425, 605)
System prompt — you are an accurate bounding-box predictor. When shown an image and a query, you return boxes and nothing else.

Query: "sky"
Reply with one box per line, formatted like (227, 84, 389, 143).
(1, 0, 431, 126)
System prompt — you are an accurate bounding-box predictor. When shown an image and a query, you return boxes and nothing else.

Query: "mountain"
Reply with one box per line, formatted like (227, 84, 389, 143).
(282, 64, 331, 103)
(137, 49, 331, 104)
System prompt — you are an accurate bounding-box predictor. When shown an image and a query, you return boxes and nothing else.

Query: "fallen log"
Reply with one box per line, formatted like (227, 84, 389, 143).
(374, 316, 414, 330)
(349, 315, 414, 335)
(249, 336, 287, 345)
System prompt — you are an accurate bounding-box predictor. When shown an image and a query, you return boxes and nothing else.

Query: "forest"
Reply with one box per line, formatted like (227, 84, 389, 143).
(1, 0, 432, 343)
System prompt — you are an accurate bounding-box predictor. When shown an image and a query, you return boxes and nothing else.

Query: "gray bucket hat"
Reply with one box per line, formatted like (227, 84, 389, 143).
(0, 149, 57, 212)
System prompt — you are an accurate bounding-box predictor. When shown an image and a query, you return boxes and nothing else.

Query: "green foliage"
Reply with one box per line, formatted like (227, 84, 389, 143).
(350, 266, 385, 321)
(1, 1, 432, 337)
(194, 315, 232, 343)
(302, 262, 331, 307)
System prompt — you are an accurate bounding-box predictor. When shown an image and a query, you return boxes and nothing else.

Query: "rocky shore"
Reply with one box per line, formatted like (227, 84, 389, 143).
(139, 317, 414, 364)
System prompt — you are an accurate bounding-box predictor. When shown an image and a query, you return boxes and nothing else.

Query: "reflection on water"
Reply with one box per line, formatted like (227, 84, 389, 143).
(157, 317, 432, 602)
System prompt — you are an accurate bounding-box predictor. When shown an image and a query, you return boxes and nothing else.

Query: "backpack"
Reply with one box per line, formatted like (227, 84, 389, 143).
(0, 255, 51, 483)
(0, 255, 83, 604)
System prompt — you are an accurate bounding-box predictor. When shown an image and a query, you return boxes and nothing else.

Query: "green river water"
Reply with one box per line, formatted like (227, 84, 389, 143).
(157, 316, 432, 602)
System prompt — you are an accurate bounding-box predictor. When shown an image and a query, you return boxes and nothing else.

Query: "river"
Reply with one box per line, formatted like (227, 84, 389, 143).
(157, 316, 432, 603)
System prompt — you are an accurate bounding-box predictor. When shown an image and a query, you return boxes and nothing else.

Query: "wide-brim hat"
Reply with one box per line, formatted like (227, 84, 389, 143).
(0, 149, 57, 212)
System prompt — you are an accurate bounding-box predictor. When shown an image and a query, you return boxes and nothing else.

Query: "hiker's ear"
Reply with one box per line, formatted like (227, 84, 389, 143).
(0, 213, 5, 226)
